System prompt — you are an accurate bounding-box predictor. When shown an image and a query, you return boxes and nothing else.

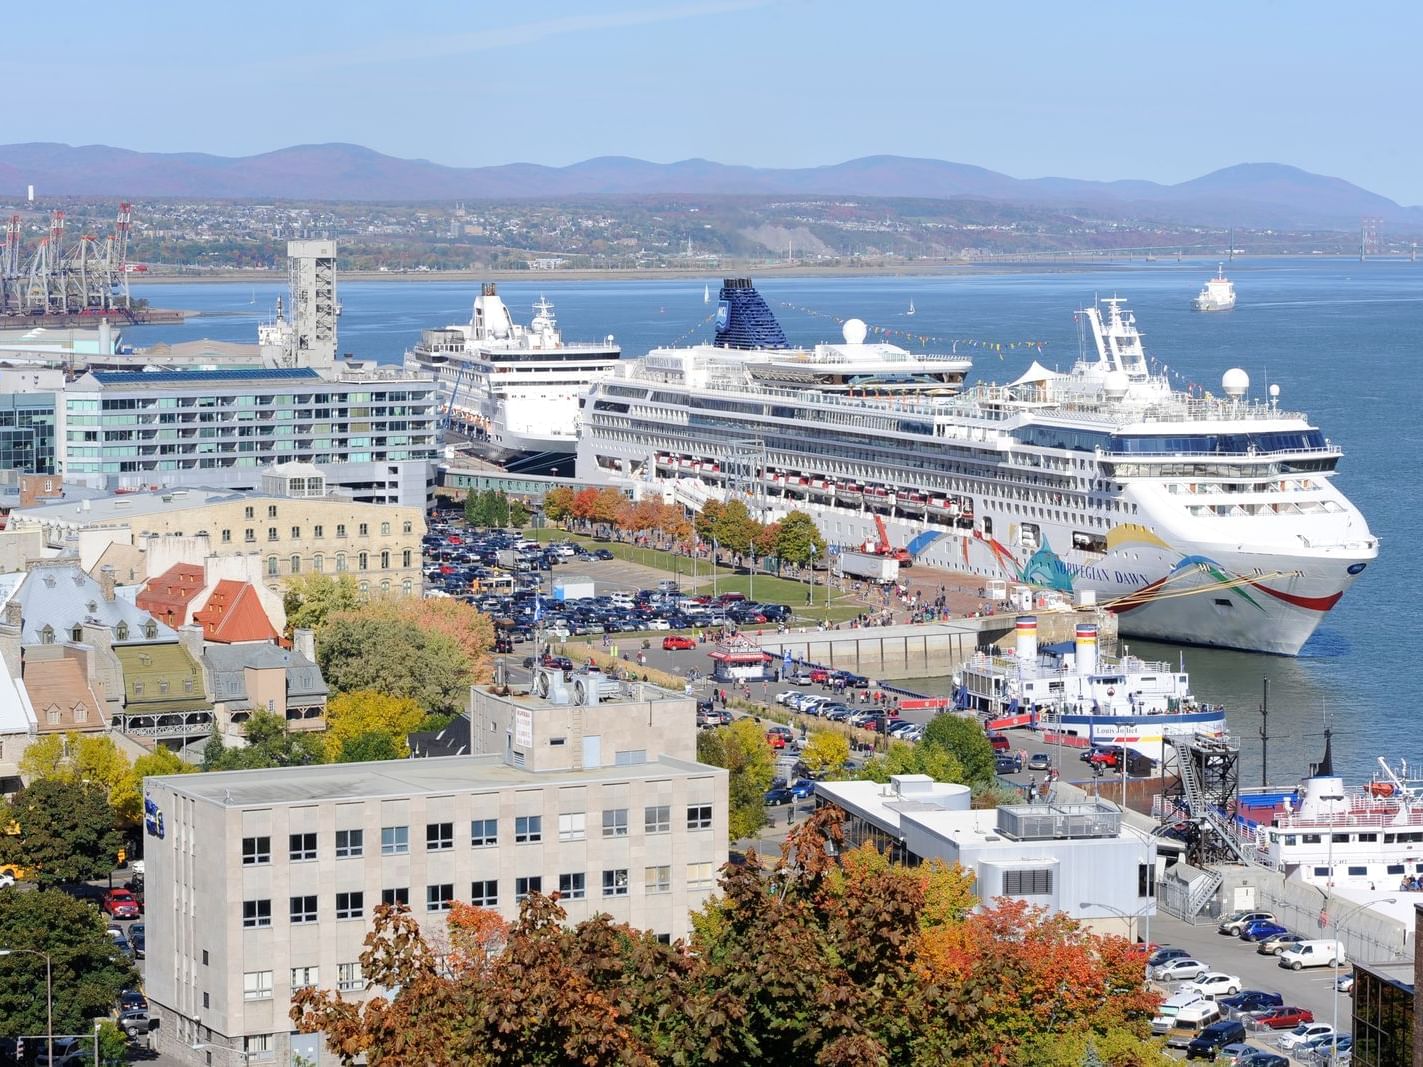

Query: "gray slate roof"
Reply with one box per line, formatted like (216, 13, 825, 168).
(203, 642, 329, 703)
(13, 564, 175, 646)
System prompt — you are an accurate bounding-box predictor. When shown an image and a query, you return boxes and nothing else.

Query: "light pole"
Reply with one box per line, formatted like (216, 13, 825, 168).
(191, 1041, 251, 1065)
(1326, 895, 1397, 1066)
(1078, 899, 1153, 949)
(0, 947, 53, 1066)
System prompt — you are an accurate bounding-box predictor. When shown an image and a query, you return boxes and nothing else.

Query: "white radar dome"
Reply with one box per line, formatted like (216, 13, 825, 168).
(1222, 368, 1249, 399)
(1103, 370, 1130, 399)
(1269, 383, 1280, 398)
(842, 318, 868, 345)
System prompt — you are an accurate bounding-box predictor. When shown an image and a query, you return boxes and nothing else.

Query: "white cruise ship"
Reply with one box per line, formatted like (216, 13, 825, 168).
(406, 284, 621, 473)
(575, 279, 1376, 655)
(1193, 264, 1237, 311)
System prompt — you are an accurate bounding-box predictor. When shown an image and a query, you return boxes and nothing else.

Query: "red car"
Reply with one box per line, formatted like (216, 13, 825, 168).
(718, 592, 747, 604)
(103, 889, 142, 919)
(1255, 1006, 1314, 1029)
(662, 635, 696, 651)
(809, 668, 831, 683)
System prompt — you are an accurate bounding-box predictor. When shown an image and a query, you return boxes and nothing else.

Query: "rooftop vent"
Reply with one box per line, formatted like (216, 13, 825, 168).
(996, 802, 1121, 841)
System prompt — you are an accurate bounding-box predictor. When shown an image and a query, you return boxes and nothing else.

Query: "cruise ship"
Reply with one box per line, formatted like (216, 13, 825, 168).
(406, 284, 621, 473)
(575, 279, 1376, 655)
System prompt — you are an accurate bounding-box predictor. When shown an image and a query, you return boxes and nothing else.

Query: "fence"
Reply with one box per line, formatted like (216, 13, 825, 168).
(1255, 885, 1412, 964)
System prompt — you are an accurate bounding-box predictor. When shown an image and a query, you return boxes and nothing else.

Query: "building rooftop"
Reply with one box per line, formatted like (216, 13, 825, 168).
(813, 776, 972, 835)
(12, 563, 175, 645)
(89, 367, 321, 386)
(152, 752, 721, 808)
(204, 642, 326, 701)
(193, 581, 282, 645)
(1355, 958, 1415, 991)
(14, 486, 246, 525)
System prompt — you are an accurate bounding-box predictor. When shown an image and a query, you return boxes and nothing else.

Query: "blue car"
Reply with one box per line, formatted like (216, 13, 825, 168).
(789, 779, 817, 799)
(1240, 919, 1289, 942)
(764, 786, 795, 806)
(1218, 989, 1283, 1014)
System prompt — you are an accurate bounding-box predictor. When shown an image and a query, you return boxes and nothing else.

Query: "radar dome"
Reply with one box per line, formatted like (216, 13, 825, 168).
(842, 318, 868, 345)
(1269, 383, 1280, 398)
(1222, 368, 1249, 399)
(1103, 370, 1130, 399)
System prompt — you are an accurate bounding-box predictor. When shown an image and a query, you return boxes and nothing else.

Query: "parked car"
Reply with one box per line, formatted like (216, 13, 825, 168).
(1253, 1005, 1315, 1030)
(1278, 939, 1345, 970)
(1081, 745, 1123, 768)
(118, 989, 148, 1013)
(1335, 971, 1356, 994)
(1256, 932, 1305, 955)
(1277, 1023, 1334, 1052)
(591, 549, 615, 560)
(0, 873, 13, 890)
(1235, 1053, 1288, 1067)
(789, 779, 817, 799)
(1027, 752, 1052, 771)
(128, 923, 145, 959)
(1146, 946, 1191, 969)
(766, 725, 794, 746)
(1152, 957, 1209, 983)
(662, 635, 696, 651)
(1186, 972, 1242, 998)
(1239, 919, 1288, 942)
(1218, 989, 1283, 1015)
(118, 1008, 155, 1039)
(1218, 910, 1276, 936)
(995, 754, 1024, 775)
(1218, 1045, 1268, 1066)
(1303, 1033, 1352, 1061)
(764, 786, 795, 806)
(102, 889, 141, 919)
(986, 733, 1010, 754)
(1185, 1019, 1248, 1060)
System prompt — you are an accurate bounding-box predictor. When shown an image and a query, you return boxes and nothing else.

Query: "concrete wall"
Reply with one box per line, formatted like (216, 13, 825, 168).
(752, 622, 984, 679)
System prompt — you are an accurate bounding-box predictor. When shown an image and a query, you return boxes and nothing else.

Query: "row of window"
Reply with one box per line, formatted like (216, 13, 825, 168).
(241, 807, 715, 864)
(230, 516, 412, 536)
(261, 550, 411, 577)
(243, 864, 697, 929)
(244, 962, 363, 1001)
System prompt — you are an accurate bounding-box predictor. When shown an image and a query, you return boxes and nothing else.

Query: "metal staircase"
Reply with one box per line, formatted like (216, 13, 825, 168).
(1171, 735, 1257, 867)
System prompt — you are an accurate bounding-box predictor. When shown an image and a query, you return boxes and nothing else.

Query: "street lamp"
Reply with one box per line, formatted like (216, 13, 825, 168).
(1078, 899, 1153, 949)
(1326, 895, 1397, 1066)
(190, 1041, 251, 1065)
(0, 947, 52, 1066)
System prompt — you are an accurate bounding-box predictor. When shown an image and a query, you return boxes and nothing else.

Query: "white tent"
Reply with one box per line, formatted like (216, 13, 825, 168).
(1008, 360, 1061, 387)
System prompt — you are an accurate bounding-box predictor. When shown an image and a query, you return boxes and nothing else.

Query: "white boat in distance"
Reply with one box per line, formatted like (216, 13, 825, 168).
(576, 279, 1376, 655)
(1193, 264, 1237, 311)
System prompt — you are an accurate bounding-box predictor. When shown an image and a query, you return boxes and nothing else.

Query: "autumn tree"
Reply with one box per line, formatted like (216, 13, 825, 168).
(858, 738, 968, 785)
(323, 691, 426, 761)
(695, 717, 774, 840)
(543, 485, 575, 525)
(202, 710, 325, 771)
(570, 487, 600, 529)
(799, 730, 850, 778)
(775, 509, 827, 567)
(694, 499, 723, 542)
(318, 612, 473, 717)
(589, 487, 629, 536)
(284, 573, 362, 636)
(712, 498, 760, 557)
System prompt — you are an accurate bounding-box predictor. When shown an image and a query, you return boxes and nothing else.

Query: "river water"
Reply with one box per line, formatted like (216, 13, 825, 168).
(128, 259, 1423, 784)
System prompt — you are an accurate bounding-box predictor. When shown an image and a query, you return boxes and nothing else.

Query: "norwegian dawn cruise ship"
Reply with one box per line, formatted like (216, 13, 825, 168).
(406, 284, 621, 473)
(575, 280, 1377, 655)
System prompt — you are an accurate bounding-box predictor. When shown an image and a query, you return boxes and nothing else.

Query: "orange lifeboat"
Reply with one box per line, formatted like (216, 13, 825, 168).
(1368, 781, 1396, 798)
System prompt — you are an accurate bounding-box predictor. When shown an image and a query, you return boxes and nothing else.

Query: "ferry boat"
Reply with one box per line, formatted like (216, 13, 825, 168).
(1193, 264, 1237, 312)
(1237, 735, 1423, 891)
(405, 284, 621, 473)
(955, 615, 1227, 764)
(575, 278, 1376, 655)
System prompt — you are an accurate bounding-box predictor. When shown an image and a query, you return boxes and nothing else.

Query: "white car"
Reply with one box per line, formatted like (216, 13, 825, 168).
(775, 692, 799, 706)
(1150, 958, 1208, 983)
(1278, 1023, 1334, 1051)
(644, 619, 671, 631)
(0, 873, 13, 890)
(1185, 972, 1241, 998)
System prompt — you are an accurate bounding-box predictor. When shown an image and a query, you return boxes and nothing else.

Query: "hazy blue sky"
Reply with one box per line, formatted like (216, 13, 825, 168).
(16, 0, 1422, 203)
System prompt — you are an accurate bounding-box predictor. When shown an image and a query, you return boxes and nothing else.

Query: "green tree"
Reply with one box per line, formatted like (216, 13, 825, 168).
(338, 731, 404, 763)
(799, 731, 850, 778)
(920, 713, 997, 784)
(0, 889, 138, 1039)
(857, 739, 967, 784)
(711, 498, 760, 557)
(694, 499, 723, 542)
(284, 573, 362, 636)
(695, 718, 775, 840)
(203, 710, 326, 771)
(509, 498, 530, 528)
(774, 509, 827, 567)
(2, 779, 124, 886)
(323, 690, 426, 761)
(318, 614, 472, 717)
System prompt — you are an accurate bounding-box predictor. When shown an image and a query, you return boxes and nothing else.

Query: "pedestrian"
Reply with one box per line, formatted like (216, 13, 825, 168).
(1026, 778, 1036, 804)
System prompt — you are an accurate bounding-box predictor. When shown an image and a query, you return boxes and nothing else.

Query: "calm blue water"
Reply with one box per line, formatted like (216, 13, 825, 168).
(130, 260, 1423, 784)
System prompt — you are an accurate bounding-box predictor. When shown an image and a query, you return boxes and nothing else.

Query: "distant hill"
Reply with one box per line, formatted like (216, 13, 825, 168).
(0, 142, 1416, 230)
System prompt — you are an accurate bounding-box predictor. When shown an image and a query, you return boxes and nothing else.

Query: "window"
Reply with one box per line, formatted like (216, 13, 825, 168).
(470, 880, 498, 907)
(1003, 869, 1054, 896)
(381, 825, 409, 855)
(471, 818, 497, 847)
(403, 521, 413, 534)
(687, 805, 713, 830)
(290, 966, 319, 990)
(221, 528, 232, 543)
(335, 829, 363, 858)
(602, 808, 629, 838)
(268, 526, 278, 542)
(644, 866, 671, 894)
(358, 551, 369, 570)
(336, 553, 347, 572)
(336, 891, 364, 920)
(244, 1034, 273, 1060)
(267, 556, 278, 576)
(244, 506, 255, 520)
(614, 749, 646, 766)
(426, 822, 454, 851)
(337, 963, 362, 992)
(242, 970, 273, 1001)
(202, 950, 209, 966)
(313, 553, 324, 573)
(515, 815, 542, 843)
(203, 992, 209, 1008)
(314, 525, 324, 538)
(381, 550, 390, 569)
(1138, 863, 1155, 898)
(558, 872, 586, 900)
(336, 523, 347, 538)
(290, 895, 318, 924)
(290, 554, 301, 574)
(1314, 866, 1331, 877)
(380, 522, 390, 536)
(402, 549, 412, 568)
(602, 869, 629, 897)
(242, 899, 272, 929)
(426, 883, 454, 912)
(1348, 865, 1368, 877)
(515, 876, 542, 902)
(268, 505, 278, 519)
(687, 862, 714, 890)
(381, 887, 409, 907)
(291, 526, 301, 539)
(242, 836, 271, 865)
(245, 528, 255, 543)
(359, 522, 369, 537)
(289, 832, 317, 861)
(559, 812, 586, 841)
(644, 805, 670, 834)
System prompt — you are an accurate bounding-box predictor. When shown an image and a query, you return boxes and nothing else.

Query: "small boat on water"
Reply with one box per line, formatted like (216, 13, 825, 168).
(906, 299, 916, 317)
(1193, 264, 1237, 311)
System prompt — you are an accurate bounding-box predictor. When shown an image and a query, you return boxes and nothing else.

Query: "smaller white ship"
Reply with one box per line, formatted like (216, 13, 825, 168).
(704, 284, 710, 304)
(1193, 264, 1237, 311)
(906, 299, 916, 317)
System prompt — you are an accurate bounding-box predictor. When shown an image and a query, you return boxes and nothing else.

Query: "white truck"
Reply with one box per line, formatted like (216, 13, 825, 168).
(835, 549, 899, 583)
(1278, 939, 1346, 970)
(1150, 989, 1208, 1036)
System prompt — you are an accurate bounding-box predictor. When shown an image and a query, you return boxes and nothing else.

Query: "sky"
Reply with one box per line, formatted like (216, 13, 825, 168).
(15, 0, 1423, 203)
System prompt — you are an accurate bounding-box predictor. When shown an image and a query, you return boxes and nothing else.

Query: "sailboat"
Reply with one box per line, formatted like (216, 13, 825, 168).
(704, 285, 710, 304)
(906, 299, 916, 317)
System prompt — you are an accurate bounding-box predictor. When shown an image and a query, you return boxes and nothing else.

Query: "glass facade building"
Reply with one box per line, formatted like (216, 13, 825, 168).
(0, 392, 57, 474)
(1352, 961, 1414, 1067)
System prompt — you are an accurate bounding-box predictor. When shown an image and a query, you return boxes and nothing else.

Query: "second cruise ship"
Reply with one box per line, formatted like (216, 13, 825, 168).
(575, 279, 1376, 655)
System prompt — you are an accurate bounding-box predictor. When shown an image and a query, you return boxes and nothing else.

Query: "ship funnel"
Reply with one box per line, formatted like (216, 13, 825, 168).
(1015, 615, 1038, 662)
(1075, 622, 1099, 676)
(714, 278, 789, 350)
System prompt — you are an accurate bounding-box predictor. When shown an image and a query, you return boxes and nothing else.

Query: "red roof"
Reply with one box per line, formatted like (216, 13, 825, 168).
(135, 563, 206, 629)
(193, 581, 281, 645)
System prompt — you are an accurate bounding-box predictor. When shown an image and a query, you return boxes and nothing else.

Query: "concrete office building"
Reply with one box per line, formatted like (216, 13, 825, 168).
(60, 364, 437, 507)
(144, 673, 728, 1065)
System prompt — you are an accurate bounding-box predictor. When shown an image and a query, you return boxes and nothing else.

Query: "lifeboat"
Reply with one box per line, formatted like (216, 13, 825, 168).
(1368, 781, 1396, 799)
(839, 483, 864, 506)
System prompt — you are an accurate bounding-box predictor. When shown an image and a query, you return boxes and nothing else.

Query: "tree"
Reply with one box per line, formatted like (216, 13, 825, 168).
(0, 889, 138, 1039)
(544, 486, 575, 525)
(755, 520, 781, 561)
(338, 731, 403, 764)
(570, 487, 600, 528)
(2, 779, 124, 886)
(920, 714, 997, 784)
(712, 498, 760, 558)
(318, 613, 473, 717)
(509, 499, 530, 528)
(284, 573, 362, 636)
(203, 710, 325, 771)
(775, 509, 827, 567)
(799, 731, 850, 778)
(589, 487, 628, 536)
(18, 734, 144, 827)
(695, 717, 775, 840)
(324, 691, 426, 761)
(367, 597, 495, 685)
(857, 739, 967, 785)
(694, 499, 723, 542)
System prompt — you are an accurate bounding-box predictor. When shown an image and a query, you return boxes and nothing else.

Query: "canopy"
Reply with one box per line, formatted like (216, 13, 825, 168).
(1009, 360, 1061, 388)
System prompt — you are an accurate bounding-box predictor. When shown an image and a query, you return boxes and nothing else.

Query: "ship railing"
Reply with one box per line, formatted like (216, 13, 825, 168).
(1268, 808, 1423, 830)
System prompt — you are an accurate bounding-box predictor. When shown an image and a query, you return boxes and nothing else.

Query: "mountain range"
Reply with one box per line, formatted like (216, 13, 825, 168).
(0, 142, 1416, 230)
